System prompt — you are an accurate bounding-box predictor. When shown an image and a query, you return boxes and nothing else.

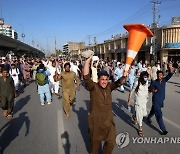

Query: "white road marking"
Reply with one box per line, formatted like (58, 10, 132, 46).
(163, 116, 180, 130)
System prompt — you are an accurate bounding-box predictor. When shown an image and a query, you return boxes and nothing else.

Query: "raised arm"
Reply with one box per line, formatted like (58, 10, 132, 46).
(165, 64, 174, 82)
(83, 56, 93, 76)
(83, 56, 94, 91)
(110, 75, 126, 91)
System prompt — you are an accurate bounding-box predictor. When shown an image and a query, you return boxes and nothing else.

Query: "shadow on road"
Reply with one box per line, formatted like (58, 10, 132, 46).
(143, 118, 162, 134)
(0, 112, 30, 153)
(72, 100, 90, 153)
(168, 81, 180, 85)
(61, 131, 71, 154)
(73, 100, 103, 154)
(112, 99, 138, 131)
(114, 98, 162, 134)
(13, 95, 31, 115)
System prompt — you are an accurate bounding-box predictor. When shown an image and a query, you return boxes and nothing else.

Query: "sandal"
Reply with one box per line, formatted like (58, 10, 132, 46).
(132, 115, 137, 125)
(7, 114, 13, 120)
(138, 129, 144, 137)
(3, 110, 8, 117)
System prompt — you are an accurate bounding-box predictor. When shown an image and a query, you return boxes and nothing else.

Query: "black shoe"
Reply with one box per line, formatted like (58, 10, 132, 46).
(147, 117, 152, 124)
(161, 131, 168, 135)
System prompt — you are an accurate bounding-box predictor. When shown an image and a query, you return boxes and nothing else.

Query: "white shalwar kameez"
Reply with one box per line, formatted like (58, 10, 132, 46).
(71, 64, 80, 77)
(114, 67, 124, 91)
(9, 68, 20, 90)
(47, 65, 60, 94)
(131, 81, 149, 127)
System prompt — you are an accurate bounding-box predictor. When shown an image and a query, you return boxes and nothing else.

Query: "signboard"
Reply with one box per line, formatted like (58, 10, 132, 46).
(165, 43, 180, 49)
(172, 17, 180, 25)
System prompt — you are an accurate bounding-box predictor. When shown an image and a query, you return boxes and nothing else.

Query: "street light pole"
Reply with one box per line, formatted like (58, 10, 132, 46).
(44, 35, 54, 56)
(55, 36, 57, 57)
(18, 23, 25, 42)
(22, 33, 25, 42)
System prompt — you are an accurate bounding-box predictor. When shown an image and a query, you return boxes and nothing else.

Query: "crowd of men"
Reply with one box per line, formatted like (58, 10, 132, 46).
(0, 54, 178, 154)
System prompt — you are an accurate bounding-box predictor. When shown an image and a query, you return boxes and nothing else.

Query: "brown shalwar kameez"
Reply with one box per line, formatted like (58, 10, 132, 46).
(84, 74, 121, 154)
(0, 76, 15, 115)
(60, 71, 80, 116)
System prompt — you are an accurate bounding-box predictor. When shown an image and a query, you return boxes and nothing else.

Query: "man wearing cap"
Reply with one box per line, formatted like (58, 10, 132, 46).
(83, 56, 126, 154)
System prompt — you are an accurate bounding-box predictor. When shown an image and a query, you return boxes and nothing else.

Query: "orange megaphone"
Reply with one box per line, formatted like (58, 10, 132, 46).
(123, 24, 154, 76)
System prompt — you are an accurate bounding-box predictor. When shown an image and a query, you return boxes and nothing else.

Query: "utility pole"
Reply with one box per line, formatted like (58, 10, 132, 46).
(94, 36, 97, 45)
(88, 35, 91, 47)
(55, 36, 57, 57)
(46, 37, 49, 55)
(151, 0, 161, 63)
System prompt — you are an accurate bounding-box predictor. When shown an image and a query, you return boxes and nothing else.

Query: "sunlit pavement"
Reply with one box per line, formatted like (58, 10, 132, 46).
(0, 76, 180, 154)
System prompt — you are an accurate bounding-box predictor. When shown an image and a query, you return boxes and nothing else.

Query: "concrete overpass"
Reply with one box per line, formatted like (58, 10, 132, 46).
(0, 34, 45, 57)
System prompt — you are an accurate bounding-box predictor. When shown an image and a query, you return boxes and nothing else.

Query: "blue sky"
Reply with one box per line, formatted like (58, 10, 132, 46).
(1, 0, 180, 54)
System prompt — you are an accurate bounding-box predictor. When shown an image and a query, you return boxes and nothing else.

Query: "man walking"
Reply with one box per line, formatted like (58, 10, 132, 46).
(147, 64, 174, 135)
(54, 62, 80, 120)
(36, 64, 52, 106)
(9, 63, 20, 92)
(0, 68, 16, 120)
(150, 62, 160, 81)
(47, 60, 60, 95)
(83, 56, 125, 154)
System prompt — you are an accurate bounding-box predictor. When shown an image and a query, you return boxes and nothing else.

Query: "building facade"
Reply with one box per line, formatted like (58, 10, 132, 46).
(0, 23, 18, 39)
(160, 25, 180, 62)
(78, 24, 180, 63)
(63, 42, 85, 56)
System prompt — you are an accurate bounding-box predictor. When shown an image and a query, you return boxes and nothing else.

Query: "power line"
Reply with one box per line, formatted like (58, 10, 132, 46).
(159, 3, 180, 10)
(89, 3, 152, 37)
(93, 0, 179, 38)
(161, 0, 177, 2)
(82, 3, 153, 45)
(83, 0, 178, 45)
